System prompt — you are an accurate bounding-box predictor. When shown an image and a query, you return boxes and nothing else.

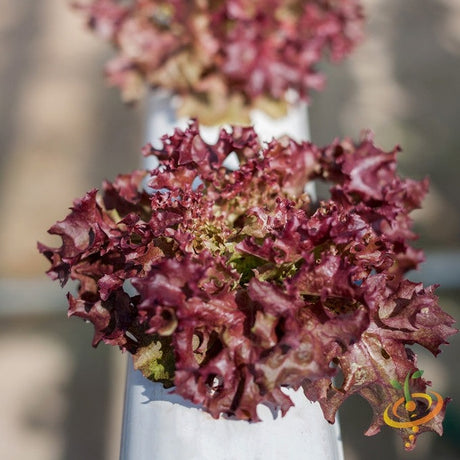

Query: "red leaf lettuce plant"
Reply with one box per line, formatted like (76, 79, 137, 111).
(72, 0, 364, 123)
(39, 122, 456, 449)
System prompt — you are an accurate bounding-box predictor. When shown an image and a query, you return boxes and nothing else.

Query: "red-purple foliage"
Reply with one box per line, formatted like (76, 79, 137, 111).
(39, 122, 455, 447)
(72, 0, 364, 123)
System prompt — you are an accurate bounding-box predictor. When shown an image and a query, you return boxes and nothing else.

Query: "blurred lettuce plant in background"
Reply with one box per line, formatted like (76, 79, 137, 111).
(72, 0, 364, 123)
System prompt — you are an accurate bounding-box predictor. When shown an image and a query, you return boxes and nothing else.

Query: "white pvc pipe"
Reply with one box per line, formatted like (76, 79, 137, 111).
(119, 91, 343, 460)
(143, 90, 310, 148)
(120, 359, 343, 460)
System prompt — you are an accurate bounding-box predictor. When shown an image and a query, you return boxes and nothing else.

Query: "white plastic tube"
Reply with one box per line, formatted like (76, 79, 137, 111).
(119, 91, 343, 460)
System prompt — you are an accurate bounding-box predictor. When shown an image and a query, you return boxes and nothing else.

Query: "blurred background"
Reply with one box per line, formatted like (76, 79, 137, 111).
(0, 0, 458, 459)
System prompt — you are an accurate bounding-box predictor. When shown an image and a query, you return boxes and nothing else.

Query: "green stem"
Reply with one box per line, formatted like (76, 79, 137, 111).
(403, 372, 412, 403)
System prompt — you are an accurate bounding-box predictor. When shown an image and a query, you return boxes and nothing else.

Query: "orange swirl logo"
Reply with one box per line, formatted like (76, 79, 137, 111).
(383, 370, 444, 449)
